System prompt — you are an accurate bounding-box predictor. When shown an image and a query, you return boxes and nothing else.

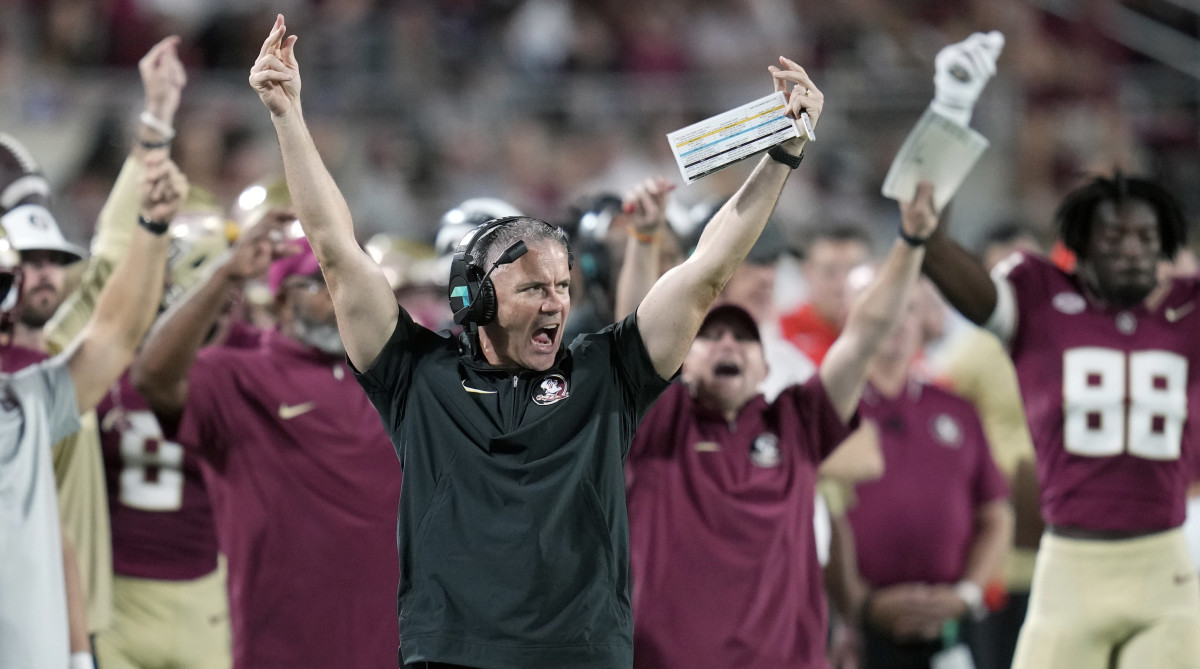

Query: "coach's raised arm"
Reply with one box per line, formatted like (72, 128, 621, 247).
(635, 57, 824, 379)
(249, 14, 398, 372)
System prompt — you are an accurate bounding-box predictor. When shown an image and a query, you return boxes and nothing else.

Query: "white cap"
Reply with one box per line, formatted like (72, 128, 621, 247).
(0, 203, 86, 263)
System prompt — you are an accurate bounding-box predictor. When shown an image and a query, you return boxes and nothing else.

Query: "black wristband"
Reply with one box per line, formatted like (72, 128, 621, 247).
(138, 214, 170, 236)
(898, 225, 928, 247)
(138, 138, 171, 150)
(767, 145, 804, 169)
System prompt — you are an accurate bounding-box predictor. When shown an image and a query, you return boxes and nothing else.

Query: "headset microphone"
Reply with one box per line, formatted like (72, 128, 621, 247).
(452, 241, 527, 325)
(491, 241, 528, 268)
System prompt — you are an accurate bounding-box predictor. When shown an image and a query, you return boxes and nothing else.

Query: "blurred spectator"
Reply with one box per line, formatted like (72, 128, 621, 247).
(827, 282, 1013, 669)
(132, 226, 402, 668)
(780, 225, 874, 365)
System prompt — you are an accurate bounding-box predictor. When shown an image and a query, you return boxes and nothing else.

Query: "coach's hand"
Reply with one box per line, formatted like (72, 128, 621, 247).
(768, 56, 823, 155)
(250, 14, 301, 118)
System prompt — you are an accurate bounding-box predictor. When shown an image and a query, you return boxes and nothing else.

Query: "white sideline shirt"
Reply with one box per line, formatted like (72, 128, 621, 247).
(0, 357, 81, 669)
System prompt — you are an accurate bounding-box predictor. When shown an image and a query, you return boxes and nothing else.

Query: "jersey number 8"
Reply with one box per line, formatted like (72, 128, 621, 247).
(119, 411, 185, 511)
(1063, 347, 1187, 461)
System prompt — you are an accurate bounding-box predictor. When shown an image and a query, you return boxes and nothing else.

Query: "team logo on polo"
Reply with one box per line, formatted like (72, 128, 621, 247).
(750, 433, 781, 468)
(1116, 311, 1137, 335)
(533, 374, 570, 405)
(931, 413, 962, 447)
(1053, 292, 1085, 315)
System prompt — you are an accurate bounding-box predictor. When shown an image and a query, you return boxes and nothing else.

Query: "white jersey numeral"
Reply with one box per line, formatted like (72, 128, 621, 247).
(1062, 347, 1187, 461)
(118, 411, 185, 511)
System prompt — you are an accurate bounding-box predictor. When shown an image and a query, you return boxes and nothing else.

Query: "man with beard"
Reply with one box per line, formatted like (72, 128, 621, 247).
(2, 194, 86, 352)
(132, 219, 402, 668)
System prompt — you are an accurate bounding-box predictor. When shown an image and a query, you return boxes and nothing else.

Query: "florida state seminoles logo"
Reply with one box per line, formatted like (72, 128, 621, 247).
(750, 433, 781, 468)
(931, 413, 963, 447)
(533, 374, 570, 406)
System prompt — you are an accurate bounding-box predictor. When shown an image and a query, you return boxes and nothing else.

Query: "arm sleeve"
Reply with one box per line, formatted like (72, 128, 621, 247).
(43, 156, 145, 354)
(982, 251, 1046, 350)
(352, 308, 428, 434)
(777, 375, 862, 462)
(89, 155, 143, 262)
(612, 311, 675, 419)
(11, 356, 83, 444)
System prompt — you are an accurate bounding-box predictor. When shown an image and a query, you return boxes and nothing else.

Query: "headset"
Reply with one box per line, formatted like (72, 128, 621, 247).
(447, 216, 573, 329)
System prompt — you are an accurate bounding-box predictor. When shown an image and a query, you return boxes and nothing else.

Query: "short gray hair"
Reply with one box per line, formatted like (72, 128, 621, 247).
(475, 216, 571, 269)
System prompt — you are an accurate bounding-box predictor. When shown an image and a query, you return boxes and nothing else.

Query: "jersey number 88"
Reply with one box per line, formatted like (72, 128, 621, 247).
(1062, 347, 1188, 461)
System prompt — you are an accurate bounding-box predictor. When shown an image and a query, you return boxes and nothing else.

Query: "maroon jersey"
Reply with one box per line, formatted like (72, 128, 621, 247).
(175, 330, 401, 669)
(98, 371, 219, 580)
(627, 378, 858, 669)
(848, 381, 1009, 587)
(1001, 253, 1200, 531)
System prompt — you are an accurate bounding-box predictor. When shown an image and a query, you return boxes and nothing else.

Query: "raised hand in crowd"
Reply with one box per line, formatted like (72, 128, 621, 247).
(66, 151, 183, 413)
(615, 176, 674, 318)
(249, 15, 301, 119)
(136, 36, 187, 152)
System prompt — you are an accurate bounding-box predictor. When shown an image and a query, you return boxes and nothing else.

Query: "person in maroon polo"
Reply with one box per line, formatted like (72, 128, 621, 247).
(828, 283, 1012, 669)
(132, 219, 402, 668)
(625, 183, 944, 669)
(922, 173, 1200, 667)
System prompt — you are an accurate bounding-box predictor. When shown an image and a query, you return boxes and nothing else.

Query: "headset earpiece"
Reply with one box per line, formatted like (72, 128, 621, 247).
(447, 216, 520, 326)
(476, 277, 497, 325)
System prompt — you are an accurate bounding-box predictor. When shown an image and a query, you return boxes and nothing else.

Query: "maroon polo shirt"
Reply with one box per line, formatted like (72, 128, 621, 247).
(848, 381, 1009, 588)
(627, 377, 858, 669)
(1001, 253, 1200, 532)
(174, 329, 401, 669)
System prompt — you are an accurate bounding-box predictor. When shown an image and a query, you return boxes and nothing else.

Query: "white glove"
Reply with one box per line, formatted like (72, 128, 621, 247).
(931, 31, 1005, 127)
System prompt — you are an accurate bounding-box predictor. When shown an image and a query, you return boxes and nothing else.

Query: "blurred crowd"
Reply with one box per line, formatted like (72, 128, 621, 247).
(4, 3, 1200, 668)
(2, 0, 1197, 265)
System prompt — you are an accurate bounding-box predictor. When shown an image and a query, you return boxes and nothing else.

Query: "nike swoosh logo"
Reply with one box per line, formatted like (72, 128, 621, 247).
(462, 381, 497, 395)
(278, 402, 317, 420)
(1166, 302, 1196, 322)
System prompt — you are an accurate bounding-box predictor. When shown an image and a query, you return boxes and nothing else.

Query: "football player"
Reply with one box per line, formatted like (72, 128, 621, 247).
(921, 173, 1200, 667)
